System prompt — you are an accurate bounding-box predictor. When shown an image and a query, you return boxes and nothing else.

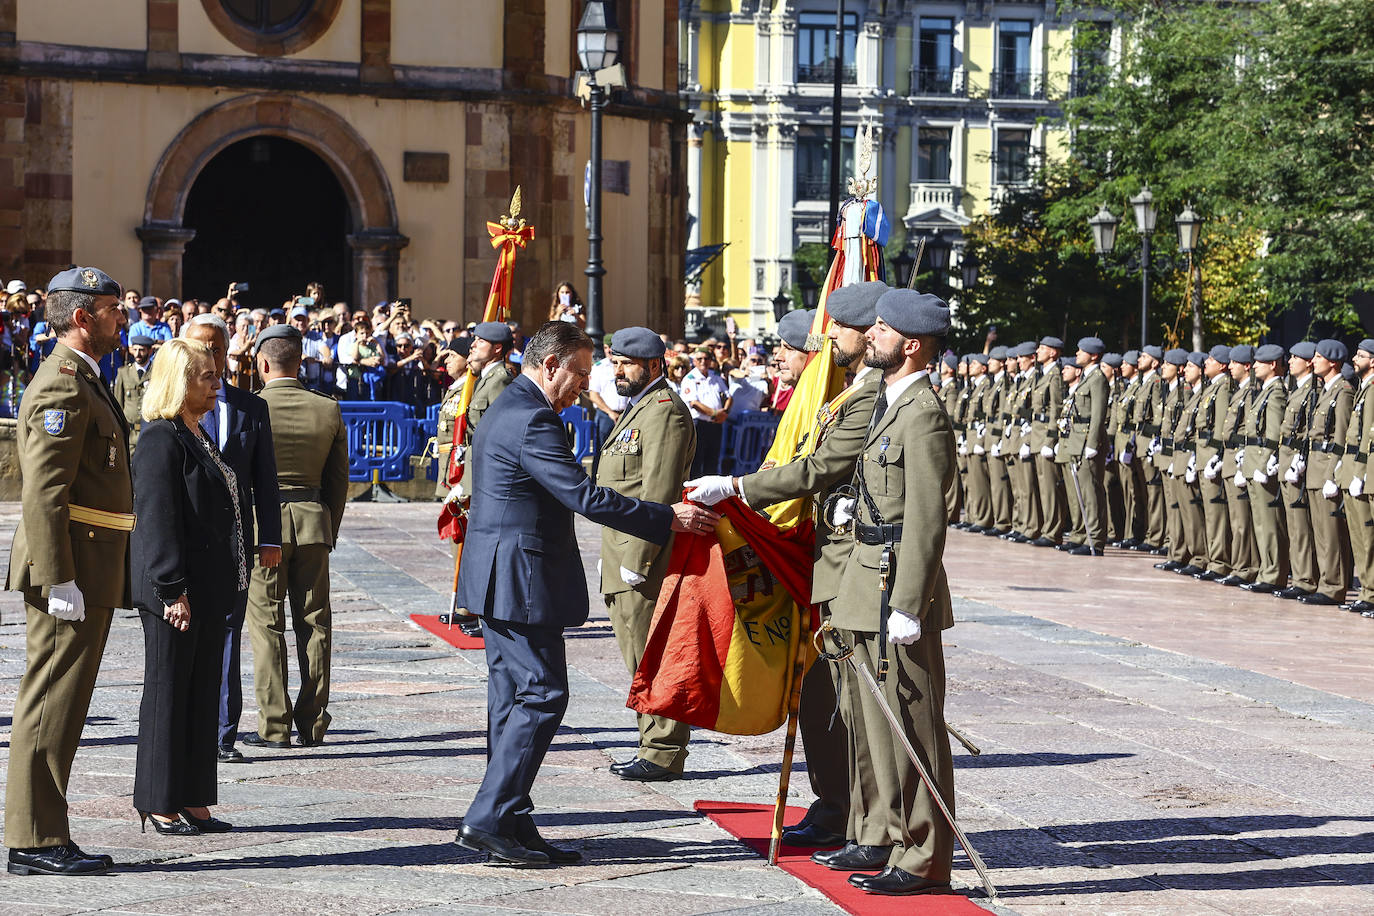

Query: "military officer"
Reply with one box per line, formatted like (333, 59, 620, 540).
(594, 327, 696, 781)
(1066, 337, 1109, 555)
(458, 321, 516, 488)
(1339, 340, 1374, 613)
(1193, 345, 1233, 582)
(1216, 345, 1257, 586)
(245, 324, 350, 747)
(1153, 349, 1197, 572)
(960, 354, 992, 531)
(1007, 342, 1041, 542)
(1301, 339, 1353, 605)
(1112, 349, 1143, 547)
(1167, 352, 1210, 577)
(1132, 346, 1168, 553)
(434, 337, 472, 499)
(822, 287, 955, 896)
(938, 354, 961, 524)
(1277, 342, 1320, 599)
(112, 334, 155, 448)
(1239, 344, 1290, 593)
(1054, 357, 1085, 549)
(949, 356, 971, 528)
(982, 347, 1013, 536)
(5, 266, 130, 876)
(1029, 337, 1066, 547)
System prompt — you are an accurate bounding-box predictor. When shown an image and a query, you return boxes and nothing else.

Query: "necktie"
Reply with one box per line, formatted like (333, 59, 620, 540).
(869, 387, 889, 435)
(201, 402, 219, 449)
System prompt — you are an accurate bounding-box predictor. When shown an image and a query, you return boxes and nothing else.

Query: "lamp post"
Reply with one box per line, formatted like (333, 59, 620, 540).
(923, 231, 951, 291)
(798, 268, 820, 311)
(1175, 202, 1204, 349)
(960, 250, 980, 292)
(577, 1, 621, 356)
(771, 287, 792, 322)
(1129, 184, 1157, 350)
(891, 246, 916, 289)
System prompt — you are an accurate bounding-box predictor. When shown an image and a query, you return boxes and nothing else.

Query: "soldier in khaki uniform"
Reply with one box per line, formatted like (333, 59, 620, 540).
(1065, 337, 1109, 555)
(1054, 358, 1085, 548)
(981, 348, 1012, 535)
(433, 338, 471, 498)
(1006, 342, 1041, 542)
(1301, 339, 1354, 605)
(1100, 353, 1125, 542)
(960, 355, 992, 531)
(938, 354, 962, 524)
(1167, 353, 1210, 576)
(593, 327, 696, 781)
(1029, 338, 1066, 546)
(820, 287, 955, 896)
(5, 267, 130, 876)
(245, 325, 350, 746)
(459, 321, 517, 488)
(1132, 346, 1168, 552)
(112, 334, 155, 449)
(1277, 342, 1320, 599)
(1192, 345, 1233, 581)
(1339, 339, 1374, 613)
(1111, 350, 1143, 547)
(1154, 349, 1202, 572)
(1239, 344, 1290, 592)
(1216, 346, 1257, 585)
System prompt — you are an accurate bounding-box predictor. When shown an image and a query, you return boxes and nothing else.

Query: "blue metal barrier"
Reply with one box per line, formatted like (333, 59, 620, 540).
(719, 410, 780, 476)
(338, 401, 424, 482)
(561, 405, 599, 463)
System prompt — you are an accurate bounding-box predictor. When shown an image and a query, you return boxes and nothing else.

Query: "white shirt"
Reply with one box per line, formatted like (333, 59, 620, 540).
(588, 358, 629, 413)
(726, 372, 768, 416)
(881, 368, 929, 405)
(627, 375, 667, 409)
(68, 346, 102, 377)
(681, 368, 728, 421)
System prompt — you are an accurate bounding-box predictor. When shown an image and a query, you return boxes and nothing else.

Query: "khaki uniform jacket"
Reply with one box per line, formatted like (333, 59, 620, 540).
(939, 376, 958, 420)
(594, 376, 695, 596)
(461, 363, 515, 483)
(832, 374, 954, 632)
(434, 378, 465, 493)
(1113, 374, 1142, 457)
(1030, 363, 1064, 452)
(1194, 376, 1231, 468)
(1168, 384, 1202, 476)
(1219, 380, 1251, 477)
(1004, 372, 1032, 455)
(963, 375, 988, 448)
(743, 370, 879, 604)
(257, 379, 350, 547)
(1337, 380, 1373, 488)
(1279, 374, 1317, 472)
(1154, 380, 1184, 473)
(1133, 370, 1165, 442)
(1066, 367, 1108, 457)
(6, 342, 133, 609)
(981, 373, 1008, 452)
(1306, 378, 1353, 489)
(112, 363, 151, 447)
(1242, 377, 1288, 477)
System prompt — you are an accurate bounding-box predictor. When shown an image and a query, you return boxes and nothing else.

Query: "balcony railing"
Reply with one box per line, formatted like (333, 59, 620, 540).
(907, 67, 965, 97)
(679, 63, 692, 90)
(796, 175, 832, 201)
(989, 69, 1046, 100)
(904, 182, 961, 222)
(797, 61, 857, 84)
(1068, 70, 1107, 98)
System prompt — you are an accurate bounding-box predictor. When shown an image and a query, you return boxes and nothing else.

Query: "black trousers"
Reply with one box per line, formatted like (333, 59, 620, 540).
(691, 419, 723, 477)
(133, 603, 225, 814)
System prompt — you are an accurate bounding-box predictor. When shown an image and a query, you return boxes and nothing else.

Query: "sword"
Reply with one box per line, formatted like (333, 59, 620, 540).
(1068, 457, 1096, 553)
(816, 622, 997, 899)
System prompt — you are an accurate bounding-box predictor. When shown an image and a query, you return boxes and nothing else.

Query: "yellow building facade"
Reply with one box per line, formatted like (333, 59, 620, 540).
(683, 0, 1103, 333)
(0, 0, 687, 334)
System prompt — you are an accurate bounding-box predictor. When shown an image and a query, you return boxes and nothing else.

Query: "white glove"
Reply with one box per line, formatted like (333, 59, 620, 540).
(620, 566, 647, 587)
(832, 498, 854, 527)
(444, 483, 466, 506)
(1121, 450, 1133, 466)
(47, 580, 85, 622)
(958, 442, 969, 457)
(1203, 454, 1222, 481)
(973, 444, 986, 456)
(1084, 446, 1098, 459)
(1021, 421, 1032, 437)
(1284, 454, 1304, 485)
(1053, 443, 1061, 459)
(1018, 444, 1031, 460)
(684, 475, 736, 506)
(1266, 454, 1279, 477)
(991, 441, 1002, 458)
(887, 611, 922, 645)
(451, 444, 466, 464)
(1235, 447, 1247, 469)
(1323, 479, 1340, 500)
(1040, 445, 1055, 460)
(1185, 464, 1197, 484)
(1233, 469, 1247, 489)
(1252, 468, 1268, 485)
(1353, 476, 1366, 498)
(1148, 436, 1162, 457)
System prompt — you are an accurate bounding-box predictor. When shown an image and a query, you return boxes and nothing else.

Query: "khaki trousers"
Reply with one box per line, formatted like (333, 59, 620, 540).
(1199, 474, 1231, 575)
(1306, 489, 1351, 602)
(605, 590, 690, 770)
(1284, 480, 1318, 591)
(1036, 454, 1064, 541)
(1249, 478, 1290, 588)
(1018, 454, 1043, 538)
(247, 542, 333, 743)
(1144, 467, 1168, 548)
(5, 601, 113, 848)
(965, 454, 991, 528)
(1349, 493, 1374, 603)
(1008, 456, 1025, 534)
(987, 454, 1012, 531)
(838, 627, 954, 881)
(1225, 478, 1258, 581)
(1120, 455, 1142, 542)
(1059, 462, 1084, 543)
(1077, 454, 1108, 549)
(1105, 459, 1124, 541)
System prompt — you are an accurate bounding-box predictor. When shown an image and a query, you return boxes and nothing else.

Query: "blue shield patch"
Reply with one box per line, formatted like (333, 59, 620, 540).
(43, 409, 66, 436)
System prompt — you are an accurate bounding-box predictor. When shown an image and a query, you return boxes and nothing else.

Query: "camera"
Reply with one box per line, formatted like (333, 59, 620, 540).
(396, 298, 412, 309)
(232, 282, 249, 293)
(298, 296, 315, 307)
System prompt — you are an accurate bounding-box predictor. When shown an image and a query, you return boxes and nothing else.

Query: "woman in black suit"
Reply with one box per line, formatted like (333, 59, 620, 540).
(130, 338, 249, 835)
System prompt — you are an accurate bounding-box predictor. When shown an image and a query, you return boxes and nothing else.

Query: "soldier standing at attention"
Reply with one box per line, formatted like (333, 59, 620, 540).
(244, 325, 350, 747)
(1132, 346, 1168, 553)
(1338, 340, 1374, 614)
(1067, 337, 1109, 556)
(113, 334, 156, 448)
(459, 321, 516, 490)
(960, 354, 992, 531)
(1008, 342, 1042, 542)
(1054, 358, 1085, 550)
(1239, 344, 1290, 593)
(1301, 339, 1353, 606)
(938, 354, 962, 524)
(1029, 338, 1066, 547)
(1112, 350, 1143, 547)
(5, 267, 130, 876)
(1217, 346, 1257, 586)
(1277, 342, 1320, 599)
(594, 327, 696, 782)
(1193, 346, 1233, 582)
(981, 347, 1012, 536)
(434, 337, 472, 499)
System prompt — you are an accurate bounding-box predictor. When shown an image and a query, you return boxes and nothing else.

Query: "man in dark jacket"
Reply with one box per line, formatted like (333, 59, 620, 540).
(453, 321, 717, 867)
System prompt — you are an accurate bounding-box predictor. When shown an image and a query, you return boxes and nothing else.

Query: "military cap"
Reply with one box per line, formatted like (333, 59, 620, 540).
(253, 323, 302, 355)
(48, 266, 120, 297)
(1208, 344, 1232, 364)
(610, 326, 667, 360)
(776, 309, 815, 350)
(1122, 349, 1140, 364)
(446, 337, 472, 358)
(1016, 341, 1038, 358)
(1290, 341, 1317, 360)
(290, 305, 310, 318)
(138, 296, 160, 312)
(970, 353, 991, 366)
(1164, 348, 1188, 366)
(1040, 336, 1065, 350)
(1187, 351, 1207, 368)
(1142, 345, 1164, 361)
(1103, 352, 1122, 368)
(942, 353, 958, 369)
(1342, 362, 1358, 381)
(1059, 355, 1078, 369)
(1255, 343, 1285, 363)
(1077, 336, 1105, 356)
(475, 320, 514, 346)
(989, 345, 1008, 361)
(825, 280, 886, 328)
(1358, 338, 1374, 356)
(875, 288, 951, 337)
(1229, 344, 1255, 363)
(128, 334, 155, 347)
(1316, 338, 1348, 362)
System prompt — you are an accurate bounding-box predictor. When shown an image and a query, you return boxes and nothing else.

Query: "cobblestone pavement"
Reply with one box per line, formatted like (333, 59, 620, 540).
(0, 502, 1371, 915)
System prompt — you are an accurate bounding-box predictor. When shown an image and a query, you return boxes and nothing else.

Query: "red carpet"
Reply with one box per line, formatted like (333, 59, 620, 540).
(410, 614, 484, 650)
(695, 801, 993, 915)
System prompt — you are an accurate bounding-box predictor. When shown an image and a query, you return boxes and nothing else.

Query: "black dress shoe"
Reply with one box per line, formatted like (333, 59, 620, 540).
(241, 733, 292, 749)
(7, 845, 108, 876)
(458, 616, 483, 638)
(1344, 600, 1374, 613)
(1216, 575, 1247, 587)
(1241, 582, 1278, 594)
(853, 867, 953, 896)
(1131, 542, 1158, 552)
(181, 810, 233, 833)
(217, 746, 247, 763)
(1055, 542, 1081, 552)
(965, 525, 987, 534)
(811, 842, 891, 871)
(1069, 545, 1103, 556)
(1120, 538, 1142, 549)
(982, 527, 1004, 536)
(520, 834, 582, 864)
(1154, 560, 1182, 571)
(1107, 540, 1124, 549)
(456, 824, 550, 866)
(615, 758, 681, 782)
(1276, 586, 1311, 600)
(608, 758, 635, 775)
(1175, 565, 1206, 577)
(780, 822, 845, 848)
(1298, 592, 1339, 606)
(1029, 537, 1058, 548)
(296, 735, 324, 747)
(1194, 570, 1222, 582)
(65, 843, 113, 869)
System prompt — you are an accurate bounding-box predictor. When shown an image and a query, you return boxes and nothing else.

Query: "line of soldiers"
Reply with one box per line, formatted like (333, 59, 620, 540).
(940, 335, 1374, 618)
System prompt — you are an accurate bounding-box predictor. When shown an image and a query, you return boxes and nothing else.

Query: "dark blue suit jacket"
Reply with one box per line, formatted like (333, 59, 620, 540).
(456, 374, 673, 628)
(221, 383, 281, 551)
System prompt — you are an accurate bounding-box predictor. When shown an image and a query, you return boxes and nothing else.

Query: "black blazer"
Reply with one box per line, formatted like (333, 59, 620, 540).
(129, 418, 244, 614)
(220, 384, 281, 550)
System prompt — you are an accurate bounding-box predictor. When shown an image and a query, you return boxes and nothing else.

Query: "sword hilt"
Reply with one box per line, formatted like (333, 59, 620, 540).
(815, 620, 853, 662)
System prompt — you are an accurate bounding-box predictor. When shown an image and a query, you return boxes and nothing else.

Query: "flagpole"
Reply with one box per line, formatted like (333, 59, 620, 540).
(767, 619, 811, 866)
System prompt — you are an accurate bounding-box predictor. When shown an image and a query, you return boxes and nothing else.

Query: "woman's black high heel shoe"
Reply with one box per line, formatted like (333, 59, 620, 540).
(180, 809, 232, 833)
(138, 811, 200, 836)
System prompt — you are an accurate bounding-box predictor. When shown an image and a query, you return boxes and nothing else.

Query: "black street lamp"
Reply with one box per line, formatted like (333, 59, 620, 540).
(1129, 184, 1157, 351)
(771, 287, 792, 322)
(923, 232, 951, 289)
(960, 250, 980, 291)
(890, 246, 916, 289)
(577, 1, 622, 356)
(798, 268, 820, 310)
(1088, 202, 1119, 257)
(1175, 203, 1202, 253)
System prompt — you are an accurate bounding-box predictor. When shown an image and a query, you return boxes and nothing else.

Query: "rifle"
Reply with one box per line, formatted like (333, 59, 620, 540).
(1288, 382, 1320, 510)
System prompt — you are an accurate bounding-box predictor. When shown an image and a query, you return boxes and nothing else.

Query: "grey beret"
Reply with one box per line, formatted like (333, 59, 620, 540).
(1103, 352, 1122, 368)
(1040, 336, 1064, 350)
(609, 326, 666, 360)
(1016, 341, 1038, 358)
(1078, 336, 1105, 356)
(1342, 363, 1358, 381)
(475, 321, 514, 346)
(253, 323, 302, 355)
(989, 346, 1008, 361)
(776, 309, 815, 350)
(1164, 348, 1188, 366)
(1358, 338, 1374, 356)
(1142, 345, 1164, 361)
(825, 280, 886, 328)
(1208, 344, 1232, 364)
(1229, 344, 1255, 364)
(1059, 355, 1078, 369)
(48, 266, 121, 298)
(970, 353, 991, 366)
(1316, 338, 1348, 362)
(1122, 349, 1140, 364)
(446, 337, 472, 358)
(128, 334, 155, 347)
(1187, 351, 1207, 368)
(875, 288, 951, 337)
(1290, 341, 1317, 360)
(1254, 343, 1285, 363)
(942, 353, 958, 369)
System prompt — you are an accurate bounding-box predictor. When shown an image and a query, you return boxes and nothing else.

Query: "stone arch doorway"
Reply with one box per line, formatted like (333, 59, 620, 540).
(139, 93, 407, 307)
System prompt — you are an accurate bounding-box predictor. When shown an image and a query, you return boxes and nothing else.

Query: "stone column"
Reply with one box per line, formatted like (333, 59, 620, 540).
(136, 223, 196, 298)
(348, 229, 409, 308)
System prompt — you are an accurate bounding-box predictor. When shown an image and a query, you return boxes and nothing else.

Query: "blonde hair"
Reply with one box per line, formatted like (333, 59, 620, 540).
(142, 339, 214, 422)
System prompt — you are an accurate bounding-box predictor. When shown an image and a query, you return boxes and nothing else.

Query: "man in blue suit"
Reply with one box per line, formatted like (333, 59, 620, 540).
(455, 321, 719, 867)
(183, 317, 281, 761)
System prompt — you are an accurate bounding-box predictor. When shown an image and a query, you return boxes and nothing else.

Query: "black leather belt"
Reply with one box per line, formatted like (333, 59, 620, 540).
(1345, 443, 1363, 455)
(854, 522, 903, 545)
(1161, 437, 1175, 448)
(280, 487, 321, 503)
(1246, 436, 1278, 448)
(1316, 441, 1341, 453)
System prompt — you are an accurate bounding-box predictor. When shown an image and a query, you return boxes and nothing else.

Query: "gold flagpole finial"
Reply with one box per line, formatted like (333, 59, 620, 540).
(499, 186, 526, 231)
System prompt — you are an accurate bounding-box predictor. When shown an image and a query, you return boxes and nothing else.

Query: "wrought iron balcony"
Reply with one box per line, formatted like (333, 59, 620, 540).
(1069, 69, 1108, 98)
(796, 174, 832, 201)
(907, 67, 964, 97)
(797, 61, 857, 84)
(989, 69, 1046, 100)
